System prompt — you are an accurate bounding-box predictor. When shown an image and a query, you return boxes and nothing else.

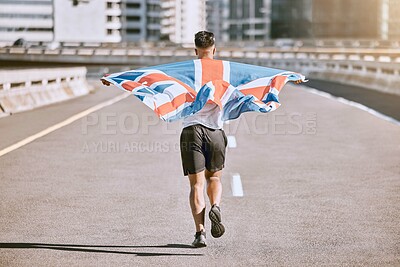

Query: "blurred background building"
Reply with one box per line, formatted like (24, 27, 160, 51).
(160, 0, 206, 44)
(271, 0, 382, 39)
(225, 0, 271, 42)
(0, 0, 399, 45)
(54, 0, 121, 43)
(205, 0, 229, 43)
(0, 0, 54, 43)
(120, 0, 161, 42)
(388, 0, 400, 39)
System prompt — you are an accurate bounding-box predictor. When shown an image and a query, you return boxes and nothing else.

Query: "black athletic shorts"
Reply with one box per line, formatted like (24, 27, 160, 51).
(180, 124, 228, 176)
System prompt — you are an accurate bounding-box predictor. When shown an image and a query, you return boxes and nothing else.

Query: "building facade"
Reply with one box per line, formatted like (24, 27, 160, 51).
(0, 0, 162, 44)
(160, 0, 206, 44)
(0, 0, 54, 43)
(2, 0, 398, 45)
(270, 0, 312, 39)
(120, 0, 161, 42)
(120, 0, 146, 42)
(227, 0, 271, 41)
(54, 0, 122, 43)
(206, 0, 229, 43)
(146, 0, 162, 41)
(388, 0, 400, 39)
(270, 0, 399, 40)
(311, 0, 381, 39)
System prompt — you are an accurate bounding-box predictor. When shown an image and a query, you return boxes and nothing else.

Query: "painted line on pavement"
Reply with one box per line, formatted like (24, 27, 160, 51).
(231, 174, 244, 197)
(0, 92, 131, 157)
(227, 135, 237, 148)
(303, 86, 400, 126)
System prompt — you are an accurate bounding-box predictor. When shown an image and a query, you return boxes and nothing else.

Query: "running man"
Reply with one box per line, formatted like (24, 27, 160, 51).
(100, 31, 303, 248)
(180, 31, 226, 247)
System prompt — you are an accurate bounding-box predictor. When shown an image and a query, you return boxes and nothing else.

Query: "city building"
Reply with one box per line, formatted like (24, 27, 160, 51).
(0, 0, 122, 43)
(160, 0, 206, 44)
(120, 0, 161, 42)
(270, 0, 312, 39)
(0, 0, 54, 43)
(120, 0, 146, 42)
(146, 0, 162, 41)
(54, 0, 121, 43)
(388, 0, 400, 39)
(0, 0, 161, 44)
(2, 0, 397, 45)
(206, 0, 229, 43)
(311, 0, 381, 39)
(270, 0, 399, 40)
(226, 0, 271, 42)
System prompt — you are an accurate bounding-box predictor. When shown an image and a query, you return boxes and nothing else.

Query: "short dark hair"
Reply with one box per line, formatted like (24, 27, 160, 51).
(194, 31, 215, 49)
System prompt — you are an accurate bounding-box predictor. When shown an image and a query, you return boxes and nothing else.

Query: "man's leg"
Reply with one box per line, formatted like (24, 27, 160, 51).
(205, 169, 225, 238)
(188, 170, 206, 232)
(205, 169, 222, 206)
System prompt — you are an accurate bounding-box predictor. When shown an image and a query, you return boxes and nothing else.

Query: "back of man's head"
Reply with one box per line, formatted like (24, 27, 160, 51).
(194, 31, 215, 49)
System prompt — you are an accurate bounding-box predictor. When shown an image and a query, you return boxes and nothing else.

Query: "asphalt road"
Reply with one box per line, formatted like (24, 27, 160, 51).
(305, 79, 400, 121)
(0, 81, 399, 266)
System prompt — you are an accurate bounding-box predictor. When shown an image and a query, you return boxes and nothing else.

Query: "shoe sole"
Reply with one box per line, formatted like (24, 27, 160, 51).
(209, 207, 225, 238)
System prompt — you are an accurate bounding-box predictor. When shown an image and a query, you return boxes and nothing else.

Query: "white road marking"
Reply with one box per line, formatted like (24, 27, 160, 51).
(0, 92, 131, 157)
(302, 86, 400, 126)
(227, 135, 237, 148)
(231, 174, 244, 197)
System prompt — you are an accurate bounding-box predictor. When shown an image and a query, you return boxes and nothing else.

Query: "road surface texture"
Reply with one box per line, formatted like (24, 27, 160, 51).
(305, 79, 400, 121)
(0, 81, 399, 266)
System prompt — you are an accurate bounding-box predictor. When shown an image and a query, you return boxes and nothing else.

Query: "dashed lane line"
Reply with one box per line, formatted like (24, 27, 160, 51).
(231, 173, 244, 197)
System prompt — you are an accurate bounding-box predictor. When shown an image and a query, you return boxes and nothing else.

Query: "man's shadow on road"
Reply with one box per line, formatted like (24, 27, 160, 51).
(0, 243, 203, 256)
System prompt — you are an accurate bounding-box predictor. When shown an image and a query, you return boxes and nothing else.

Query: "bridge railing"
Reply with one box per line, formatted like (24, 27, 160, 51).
(1, 39, 399, 49)
(1, 45, 399, 64)
(0, 67, 91, 115)
(1, 45, 399, 97)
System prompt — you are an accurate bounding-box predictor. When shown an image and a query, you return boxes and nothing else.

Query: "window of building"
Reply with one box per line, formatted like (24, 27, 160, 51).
(127, 29, 140, 34)
(0, 1, 51, 4)
(127, 3, 140, 9)
(127, 16, 141, 22)
(242, 0, 249, 18)
(147, 17, 159, 24)
(0, 14, 52, 19)
(255, 23, 264, 30)
(255, 0, 264, 18)
(230, 0, 237, 19)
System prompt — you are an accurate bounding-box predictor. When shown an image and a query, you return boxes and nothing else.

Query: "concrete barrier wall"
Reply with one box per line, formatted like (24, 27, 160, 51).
(0, 67, 91, 116)
(249, 59, 400, 96)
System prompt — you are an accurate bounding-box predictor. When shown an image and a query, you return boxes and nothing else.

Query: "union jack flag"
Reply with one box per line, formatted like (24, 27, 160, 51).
(102, 59, 306, 122)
